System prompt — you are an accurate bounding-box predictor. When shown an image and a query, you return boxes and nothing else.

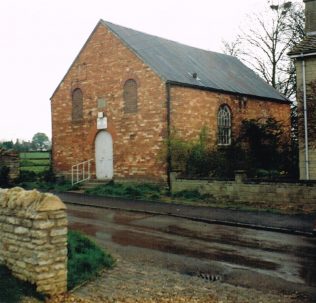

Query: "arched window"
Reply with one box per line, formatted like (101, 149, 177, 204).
(72, 88, 83, 121)
(123, 79, 138, 113)
(218, 105, 231, 145)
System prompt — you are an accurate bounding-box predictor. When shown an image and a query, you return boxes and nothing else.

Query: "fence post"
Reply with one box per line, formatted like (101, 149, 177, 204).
(235, 170, 247, 183)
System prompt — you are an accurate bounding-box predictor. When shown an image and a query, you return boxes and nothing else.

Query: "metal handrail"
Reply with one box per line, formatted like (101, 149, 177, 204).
(71, 159, 93, 185)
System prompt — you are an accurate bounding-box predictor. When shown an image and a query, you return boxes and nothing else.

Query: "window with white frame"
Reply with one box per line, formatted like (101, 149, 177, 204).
(217, 105, 231, 145)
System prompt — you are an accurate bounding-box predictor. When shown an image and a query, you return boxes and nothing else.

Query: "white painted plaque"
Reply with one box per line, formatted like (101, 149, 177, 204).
(97, 117, 107, 129)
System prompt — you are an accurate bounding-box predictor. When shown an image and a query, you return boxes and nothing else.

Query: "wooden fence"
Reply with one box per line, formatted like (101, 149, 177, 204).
(19, 151, 51, 173)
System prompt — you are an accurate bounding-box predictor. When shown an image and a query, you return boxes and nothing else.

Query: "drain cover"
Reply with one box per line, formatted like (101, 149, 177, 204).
(187, 271, 222, 282)
(197, 272, 222, 281)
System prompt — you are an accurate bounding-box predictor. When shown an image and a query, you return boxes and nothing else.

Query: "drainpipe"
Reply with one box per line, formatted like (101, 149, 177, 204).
(166, 82, 172, 190)
(302, 57, 310, 180)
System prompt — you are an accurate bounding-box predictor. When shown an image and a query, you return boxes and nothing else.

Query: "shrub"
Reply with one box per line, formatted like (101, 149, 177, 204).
(168, 120, 298, 180)
(18, 170, 37, 182)
(38, 167, 56, 183)
(67, 230, 115, 290)
(0, 165, 10, 187)
(18, 180, 77, 193)
(237, 118, 298, 178)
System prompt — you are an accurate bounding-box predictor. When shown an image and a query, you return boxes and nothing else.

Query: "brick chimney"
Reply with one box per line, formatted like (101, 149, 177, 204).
(304, 0, 316, 35)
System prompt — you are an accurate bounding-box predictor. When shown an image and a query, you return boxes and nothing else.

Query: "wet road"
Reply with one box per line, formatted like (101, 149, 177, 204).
(67, 203, 316, 299)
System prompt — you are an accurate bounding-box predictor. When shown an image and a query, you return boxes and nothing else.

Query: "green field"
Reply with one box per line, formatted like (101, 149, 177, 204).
(19, 152, 51, 173)
(20, 152, 50, 159)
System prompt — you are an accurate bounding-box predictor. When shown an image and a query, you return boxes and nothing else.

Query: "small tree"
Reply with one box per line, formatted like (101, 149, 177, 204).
(0, 141, 14, 150)
(237, 118, 297, 177)
(31, 133, 51, 151)
(0, 166, 10, 187)
(168, 119, 297, 179)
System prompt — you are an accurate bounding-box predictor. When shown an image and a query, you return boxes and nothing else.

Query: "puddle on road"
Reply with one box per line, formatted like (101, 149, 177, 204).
(112, 230, 278, 270)
(299, 239, 316, 286)
(167, 225, 261, 250)
(69, 222, 102, 237)
(67, 208, 100, 220)
(113, 212, 154, 225)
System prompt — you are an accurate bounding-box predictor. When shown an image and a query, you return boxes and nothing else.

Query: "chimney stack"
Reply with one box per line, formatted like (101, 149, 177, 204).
(304, 0, 316, 35)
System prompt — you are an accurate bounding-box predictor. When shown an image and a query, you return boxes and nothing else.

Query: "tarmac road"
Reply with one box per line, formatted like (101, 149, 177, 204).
(66, 203, 316, 301)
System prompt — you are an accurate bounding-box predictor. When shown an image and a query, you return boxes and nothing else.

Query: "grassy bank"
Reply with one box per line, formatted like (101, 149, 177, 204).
(84, 181, 316, 214)
(0, 231, 115, 302)
(67, 230, 115, 290)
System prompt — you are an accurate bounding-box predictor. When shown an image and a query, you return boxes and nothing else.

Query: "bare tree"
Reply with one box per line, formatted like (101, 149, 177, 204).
(223, 1, 305, 99)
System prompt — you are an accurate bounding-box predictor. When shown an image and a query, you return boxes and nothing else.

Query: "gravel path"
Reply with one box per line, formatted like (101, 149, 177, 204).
(22, 252, 311, 303)
(65, 253, 309, 303)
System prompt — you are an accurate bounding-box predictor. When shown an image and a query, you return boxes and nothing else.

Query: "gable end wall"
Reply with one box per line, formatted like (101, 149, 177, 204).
(51, 24, 168, 183)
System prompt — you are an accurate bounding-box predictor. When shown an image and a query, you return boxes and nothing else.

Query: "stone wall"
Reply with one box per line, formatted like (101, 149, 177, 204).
(0, 187, 67, 296)
(0, 148, 20, 181)
(171, 173, 316, 213)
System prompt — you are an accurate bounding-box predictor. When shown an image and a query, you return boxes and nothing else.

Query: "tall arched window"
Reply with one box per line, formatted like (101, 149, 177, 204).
(123, 79, 138, 113)
(218, 105, 231, 145)
(72, 88, 83, 121)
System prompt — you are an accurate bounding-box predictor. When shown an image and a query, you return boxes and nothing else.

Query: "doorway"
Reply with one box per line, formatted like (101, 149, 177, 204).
(95, 131, 113, 179)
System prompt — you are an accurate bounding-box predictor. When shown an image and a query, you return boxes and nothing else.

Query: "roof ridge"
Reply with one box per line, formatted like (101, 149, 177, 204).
(100, 19, 286, 102)
(51, 19, 288, 103)
(100, 19, 234, 59)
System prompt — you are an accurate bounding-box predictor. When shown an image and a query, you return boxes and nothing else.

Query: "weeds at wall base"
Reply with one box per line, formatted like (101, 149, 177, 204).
(67, 230, 115, 290)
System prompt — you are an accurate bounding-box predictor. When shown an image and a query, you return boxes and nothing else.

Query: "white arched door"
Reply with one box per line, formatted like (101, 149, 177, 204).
(95, 131, 113, 179)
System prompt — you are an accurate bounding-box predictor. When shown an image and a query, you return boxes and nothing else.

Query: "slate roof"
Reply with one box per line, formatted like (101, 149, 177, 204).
(102, 20, 288, 102)
(288, 35, 316, 56)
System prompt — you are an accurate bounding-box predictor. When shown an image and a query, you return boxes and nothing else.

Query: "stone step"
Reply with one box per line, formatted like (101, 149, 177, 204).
(79, 179, 110, 190)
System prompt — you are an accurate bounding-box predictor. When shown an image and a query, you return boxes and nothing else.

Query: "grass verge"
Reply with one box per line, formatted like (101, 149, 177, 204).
(67, 230, 115, 290)
(84, 181, 315, 214)
(85, 181, 163, 200)
(0, 231, 115, 301)
(18, 181, 78, 192)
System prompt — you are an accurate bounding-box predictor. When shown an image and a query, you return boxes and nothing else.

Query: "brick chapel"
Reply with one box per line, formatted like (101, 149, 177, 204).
(51, 20, 291, 184)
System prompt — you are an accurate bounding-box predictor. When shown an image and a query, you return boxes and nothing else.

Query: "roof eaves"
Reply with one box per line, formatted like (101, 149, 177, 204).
(166, 80, 290, 104)
(289, 50, 316, 58)
(288, 36, 316, 57)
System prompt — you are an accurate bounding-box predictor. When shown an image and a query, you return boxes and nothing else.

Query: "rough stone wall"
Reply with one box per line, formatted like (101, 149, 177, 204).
(0, 148, 20, 181)
(0, 187, 67, 296)
(171, 174, 316, 213)
(295, 56, 316, 180)
(170, 86, 291, 145)
(51, 23, 167, 183)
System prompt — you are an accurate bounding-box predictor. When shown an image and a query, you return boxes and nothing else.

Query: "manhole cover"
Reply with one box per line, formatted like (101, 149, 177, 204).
(187, 271, 222, 282)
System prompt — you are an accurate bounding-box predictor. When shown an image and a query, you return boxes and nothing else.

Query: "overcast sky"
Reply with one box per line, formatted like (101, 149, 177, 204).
(0, 0, 271, 141)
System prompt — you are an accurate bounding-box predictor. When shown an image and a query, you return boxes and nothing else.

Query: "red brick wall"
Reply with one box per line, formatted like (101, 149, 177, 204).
(51, 23, 168, 182)
(170, 86, 291, 145)
(51, 22, 291, 184)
